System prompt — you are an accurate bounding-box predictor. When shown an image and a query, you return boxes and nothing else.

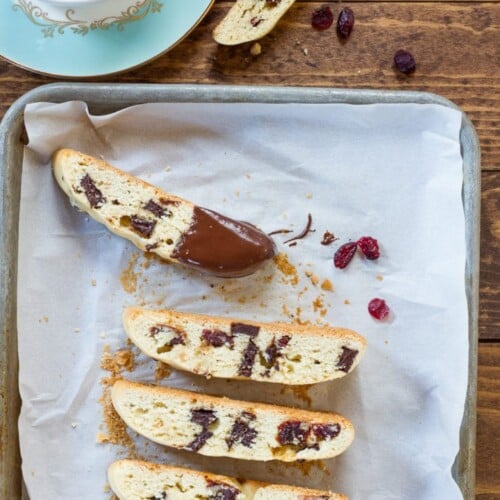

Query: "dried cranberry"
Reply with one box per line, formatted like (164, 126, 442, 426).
(202, 329, 234, 349)
(394, 49, 416, 74)
(368, 298, 390, 320)
(277, 420, 309, 446)
(231, 323, 259, 337)
(311, 6, 333, 31)
(337, 7, 355, 39)
(334, 242, 357, 269)
(357, 236, 380, 260)
(311, 423, 341, 440)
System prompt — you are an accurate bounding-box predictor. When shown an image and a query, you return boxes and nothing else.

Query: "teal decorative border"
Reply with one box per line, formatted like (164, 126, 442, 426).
(12, 0, 163, 37)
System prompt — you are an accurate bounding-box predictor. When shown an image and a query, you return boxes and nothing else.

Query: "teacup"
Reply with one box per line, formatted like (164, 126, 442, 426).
(13, 0, 163, 36)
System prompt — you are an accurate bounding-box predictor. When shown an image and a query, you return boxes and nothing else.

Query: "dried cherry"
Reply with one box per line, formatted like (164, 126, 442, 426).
(337, 7, 355, 39)
(334, 242, 357, 268)
(312, 6, 334, 30)
(368, 298, 390, 320)
(357, 236, 380, 260)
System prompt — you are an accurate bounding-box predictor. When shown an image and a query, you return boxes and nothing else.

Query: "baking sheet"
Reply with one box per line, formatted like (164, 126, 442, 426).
(14, 97, 471, 500)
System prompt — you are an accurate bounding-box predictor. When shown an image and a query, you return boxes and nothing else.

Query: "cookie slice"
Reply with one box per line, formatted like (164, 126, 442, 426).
(123, 307, 366, 385)
(111, 380, 354, 462)
(108, 459, 347, 499)
(52, 149, 276, 278)
(213, 0, 296, 46)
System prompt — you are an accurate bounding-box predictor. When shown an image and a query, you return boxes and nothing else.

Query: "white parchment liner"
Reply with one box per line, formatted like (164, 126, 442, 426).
(18, 101, 467, 500)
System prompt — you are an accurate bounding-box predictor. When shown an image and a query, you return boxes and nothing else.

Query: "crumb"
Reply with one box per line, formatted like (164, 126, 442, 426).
(321, 279, 334, 291)
(74, 328, 80, 333)
(99, 331, 106, 339)
(163, 166, 171, 172)
(303, 47, 309, 56)
(250, 42, 262, 56)
(235, 190, 240, 197)
(274, 253, 299, 286)
(245, 173, 252, 179)
(43, 316, 48, 323)
(384, 340, 389, 345)
(114, 350, 135, 371)
(103, 484, 111, 493)
(305, 271, 319, 286)
(91, 279, 96, 286)
(312, 296, 324, 312)
(71, 422, 77, 429)
(305, 192, 312, 199)
(120, 253, 140, 294)
(344, 299, 350, 305)
(155, 361, 171, 381)
(376, 275, 384, 281)
(263, 274, 274, 284)
(98, 346, 136, 451)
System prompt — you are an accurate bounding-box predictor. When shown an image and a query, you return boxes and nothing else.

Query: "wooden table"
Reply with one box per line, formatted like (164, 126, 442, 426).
(0, 1, 498, 497)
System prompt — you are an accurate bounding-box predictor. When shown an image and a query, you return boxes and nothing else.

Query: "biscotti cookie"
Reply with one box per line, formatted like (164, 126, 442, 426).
(112, 380, 354, 462)
(108, 459, 348, 500)
(52, 149, 276, 278)
(123, 307, 366, 385)
(213, 0, 296, 46)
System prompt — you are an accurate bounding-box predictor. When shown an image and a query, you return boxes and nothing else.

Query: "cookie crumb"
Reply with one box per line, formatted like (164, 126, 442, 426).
(274, 253, 299, 286)
(250, 42, 262, 56)
(321, 279, 334, 291)
(344, 299, 350, 305)
(376, 274, 384, 281)
(91, 278, 96, 286)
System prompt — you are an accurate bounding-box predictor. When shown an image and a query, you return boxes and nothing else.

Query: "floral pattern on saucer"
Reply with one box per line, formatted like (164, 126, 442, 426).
(13, 0, 163, 37)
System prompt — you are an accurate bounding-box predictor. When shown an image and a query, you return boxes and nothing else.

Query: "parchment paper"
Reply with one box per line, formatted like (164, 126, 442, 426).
(19, 101, 467, 500)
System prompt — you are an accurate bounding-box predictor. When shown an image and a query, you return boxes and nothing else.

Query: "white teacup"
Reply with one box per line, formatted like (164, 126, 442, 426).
(13, 0, 162, 36)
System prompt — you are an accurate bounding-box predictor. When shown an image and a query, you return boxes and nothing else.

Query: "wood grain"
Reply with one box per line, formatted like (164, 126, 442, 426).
(476, 342, 500, 499)
(480, 172, 500, 340)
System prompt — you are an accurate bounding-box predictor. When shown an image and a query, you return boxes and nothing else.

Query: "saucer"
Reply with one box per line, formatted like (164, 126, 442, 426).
(0, 0, 214, 77)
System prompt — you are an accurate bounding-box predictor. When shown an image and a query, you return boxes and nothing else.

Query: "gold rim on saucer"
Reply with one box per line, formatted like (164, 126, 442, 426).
(12, 0, 163, 37)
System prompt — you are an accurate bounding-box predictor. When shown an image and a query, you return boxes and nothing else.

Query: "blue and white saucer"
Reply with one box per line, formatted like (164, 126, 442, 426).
(0, 0, 214, 77)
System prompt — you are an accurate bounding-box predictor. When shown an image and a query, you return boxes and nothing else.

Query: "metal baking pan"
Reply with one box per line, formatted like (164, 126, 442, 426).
(0, 83, 480, 499)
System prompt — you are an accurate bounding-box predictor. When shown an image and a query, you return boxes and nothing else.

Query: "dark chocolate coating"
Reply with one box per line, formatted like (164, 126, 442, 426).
(172, 206, 276, 278)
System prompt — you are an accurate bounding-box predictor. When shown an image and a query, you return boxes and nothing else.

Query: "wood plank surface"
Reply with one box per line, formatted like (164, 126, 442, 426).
(476, 342, 500, 499)
(0, 1, 498, 497)
(480, 172, 500, 340)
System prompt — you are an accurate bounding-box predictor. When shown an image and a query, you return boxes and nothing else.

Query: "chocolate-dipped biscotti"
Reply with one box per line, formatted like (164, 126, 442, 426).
(52, 149, 276, 278)
(112, 380, 354, 462)
(108, 459, 348, 499)
(123, 307, 366, 385)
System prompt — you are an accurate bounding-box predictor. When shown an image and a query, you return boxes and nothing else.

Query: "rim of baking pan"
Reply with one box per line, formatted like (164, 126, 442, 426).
(0, 83, 480, 499)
